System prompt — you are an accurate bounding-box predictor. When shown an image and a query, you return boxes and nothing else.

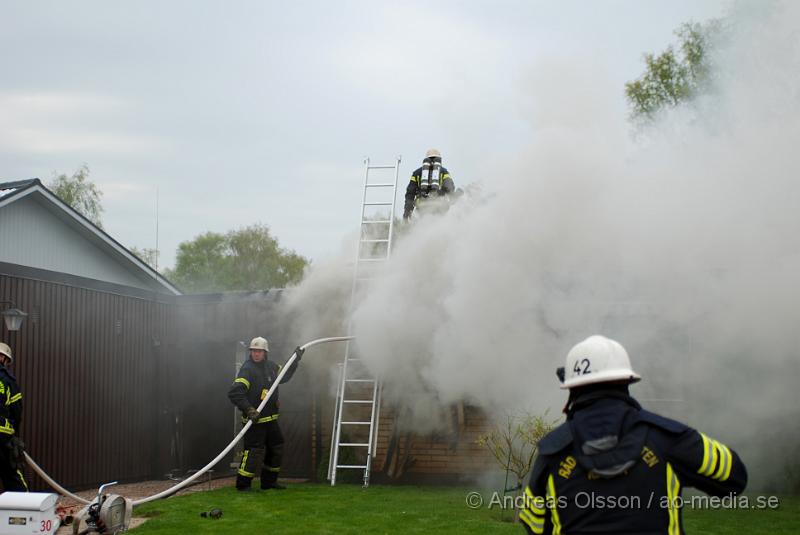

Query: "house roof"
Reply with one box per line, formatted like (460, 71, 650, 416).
(0, 178, 181, 295)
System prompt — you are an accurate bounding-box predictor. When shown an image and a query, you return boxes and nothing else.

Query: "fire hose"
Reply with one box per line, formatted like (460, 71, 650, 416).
(23, 336, 355, 507)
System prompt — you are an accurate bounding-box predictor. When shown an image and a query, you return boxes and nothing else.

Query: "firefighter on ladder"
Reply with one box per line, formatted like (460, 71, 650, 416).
(403, 148, 456, 220)
(228, 337, 303, 491)
(0, 342, 27, 492)
(520, 335, 747, 534)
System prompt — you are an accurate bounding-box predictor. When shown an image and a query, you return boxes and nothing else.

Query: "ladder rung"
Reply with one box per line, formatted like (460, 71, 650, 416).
(347, 357, 363, 362)
(337, 465, 368, 469)
(360, 239, 390, 243)
(358, 258, 386, 262)
(345, 379, 375, 383)
(367, 165, 396, 169)
(363, 202, 393, 206)
(361, 220, 391, 224)
(365, 183, 395, 187)
(340, 421, 372, 425)
(339, 443, 370, 447)
(343, 399, 374, 404)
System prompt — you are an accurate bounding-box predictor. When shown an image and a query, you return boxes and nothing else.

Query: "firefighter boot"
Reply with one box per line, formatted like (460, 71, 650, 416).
(237, 447, 266, 491)
(235, 475, 253, 491)
(260, 468, 285, 490)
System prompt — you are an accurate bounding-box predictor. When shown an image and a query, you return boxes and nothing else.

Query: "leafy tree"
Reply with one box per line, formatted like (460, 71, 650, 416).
(130, 246, 160, 270)
(476, 410, 558, 521)
(625, 21, 721, 122)
(48, 163, 104, 227)
(166, 224, 308, 293)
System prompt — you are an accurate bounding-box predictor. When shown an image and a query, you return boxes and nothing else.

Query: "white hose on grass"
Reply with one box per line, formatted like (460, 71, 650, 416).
(26, 336, 355, 507)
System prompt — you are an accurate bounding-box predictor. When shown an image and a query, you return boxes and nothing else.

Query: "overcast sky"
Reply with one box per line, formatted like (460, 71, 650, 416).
(0, 0, 727, 269)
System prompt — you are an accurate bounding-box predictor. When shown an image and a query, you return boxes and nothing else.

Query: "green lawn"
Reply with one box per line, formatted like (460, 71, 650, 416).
(132, 484, 799, 534)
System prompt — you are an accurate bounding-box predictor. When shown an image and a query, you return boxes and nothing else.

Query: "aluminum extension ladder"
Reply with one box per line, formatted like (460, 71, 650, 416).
(329, 156, 401, 487)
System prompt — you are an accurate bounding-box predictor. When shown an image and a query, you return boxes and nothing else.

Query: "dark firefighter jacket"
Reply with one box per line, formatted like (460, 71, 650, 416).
(403, 165, 455, 218)
(0, 366, 22, 436)
(228, 358, 298, 424)
(521, 391, 747, 535)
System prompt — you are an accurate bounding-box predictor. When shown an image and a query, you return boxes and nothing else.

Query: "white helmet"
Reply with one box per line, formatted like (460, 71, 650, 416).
(425, 148, 441, 159)
(249, 337, 269, 352)
(560, 335, 640, 389)
(0, 343, 12, 363)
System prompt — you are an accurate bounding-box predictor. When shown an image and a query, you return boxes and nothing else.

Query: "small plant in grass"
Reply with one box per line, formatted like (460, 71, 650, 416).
(476, 410, 559, 521)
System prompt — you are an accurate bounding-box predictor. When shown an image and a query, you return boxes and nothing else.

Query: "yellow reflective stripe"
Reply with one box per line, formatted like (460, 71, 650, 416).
(525, 486, 546, 515)
(0, 420, 14, 435)
(666, 463, 681, 535)
(519, 508, 544, 534)
(713, 442, 732, 481)
(546, 474, 562, 535)
(264, 465, 281, 473)
(698, 433, 734, 481)
(411, 175, 419, 183)
(234, 377, 250, 389)
(16, 470, 27, 491)
(8, 393, 21, 404)
(699, 433, 719, 477)
(698, 433, 713, 475)
(518, 508, 535, 530)
(709, 439, 719, 476)
(721, 443, 734, 482)
(238, 450, 254, 477)
(241, 414, 280, 424)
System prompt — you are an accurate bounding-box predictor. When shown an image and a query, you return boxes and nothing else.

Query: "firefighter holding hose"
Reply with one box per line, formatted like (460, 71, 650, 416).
(228, 337, 303, 491)
(0, 342, 26, 492)
(520, 335, 747, 535)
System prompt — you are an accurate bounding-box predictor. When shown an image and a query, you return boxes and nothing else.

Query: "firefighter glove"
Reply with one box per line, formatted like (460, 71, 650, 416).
(246, 407, 260, 423)
(7, 437, 25, 469)
(294, 346, 305, 362)
(8, 436, 24, 458)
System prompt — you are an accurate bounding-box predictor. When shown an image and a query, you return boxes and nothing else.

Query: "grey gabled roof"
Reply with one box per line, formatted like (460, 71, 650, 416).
(0, 178, 181, 295)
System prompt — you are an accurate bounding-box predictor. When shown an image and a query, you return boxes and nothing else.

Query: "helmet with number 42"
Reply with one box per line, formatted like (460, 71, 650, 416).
(560, 335, 641, 389)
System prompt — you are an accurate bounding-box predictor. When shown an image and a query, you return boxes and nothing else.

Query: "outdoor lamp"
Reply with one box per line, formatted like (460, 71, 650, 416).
(0, 301, 27, 331)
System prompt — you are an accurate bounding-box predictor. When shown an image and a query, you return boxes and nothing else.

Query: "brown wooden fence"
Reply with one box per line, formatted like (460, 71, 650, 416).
(0, 273, 311, 491)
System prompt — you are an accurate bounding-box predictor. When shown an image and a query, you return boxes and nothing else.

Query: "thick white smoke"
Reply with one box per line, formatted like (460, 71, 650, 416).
(284, 2, 800, 490)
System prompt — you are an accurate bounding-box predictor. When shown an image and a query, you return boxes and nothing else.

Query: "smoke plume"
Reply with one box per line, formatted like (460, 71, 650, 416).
(283, 1, 800, 490)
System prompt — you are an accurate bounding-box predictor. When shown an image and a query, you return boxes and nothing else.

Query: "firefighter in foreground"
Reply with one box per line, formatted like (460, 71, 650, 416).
(0, 342, 26, 491)
(228, 337, 303, 491)
(520, 335, 747, 534)
(403, 148, 455, 220)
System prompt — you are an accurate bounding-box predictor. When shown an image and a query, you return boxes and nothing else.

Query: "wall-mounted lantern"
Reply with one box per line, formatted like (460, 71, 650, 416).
(0, 301, 27, 332)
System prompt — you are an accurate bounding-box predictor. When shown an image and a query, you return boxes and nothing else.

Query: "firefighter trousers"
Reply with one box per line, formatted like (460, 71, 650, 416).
(236, 420, 284, 489)
(0, 436, 27, 492)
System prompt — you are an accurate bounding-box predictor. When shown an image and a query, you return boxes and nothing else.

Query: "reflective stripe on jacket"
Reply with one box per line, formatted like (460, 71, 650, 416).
(228, 357, 297, 422)
(521, 393, 747, 535)
(0, 366, 22, 436)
